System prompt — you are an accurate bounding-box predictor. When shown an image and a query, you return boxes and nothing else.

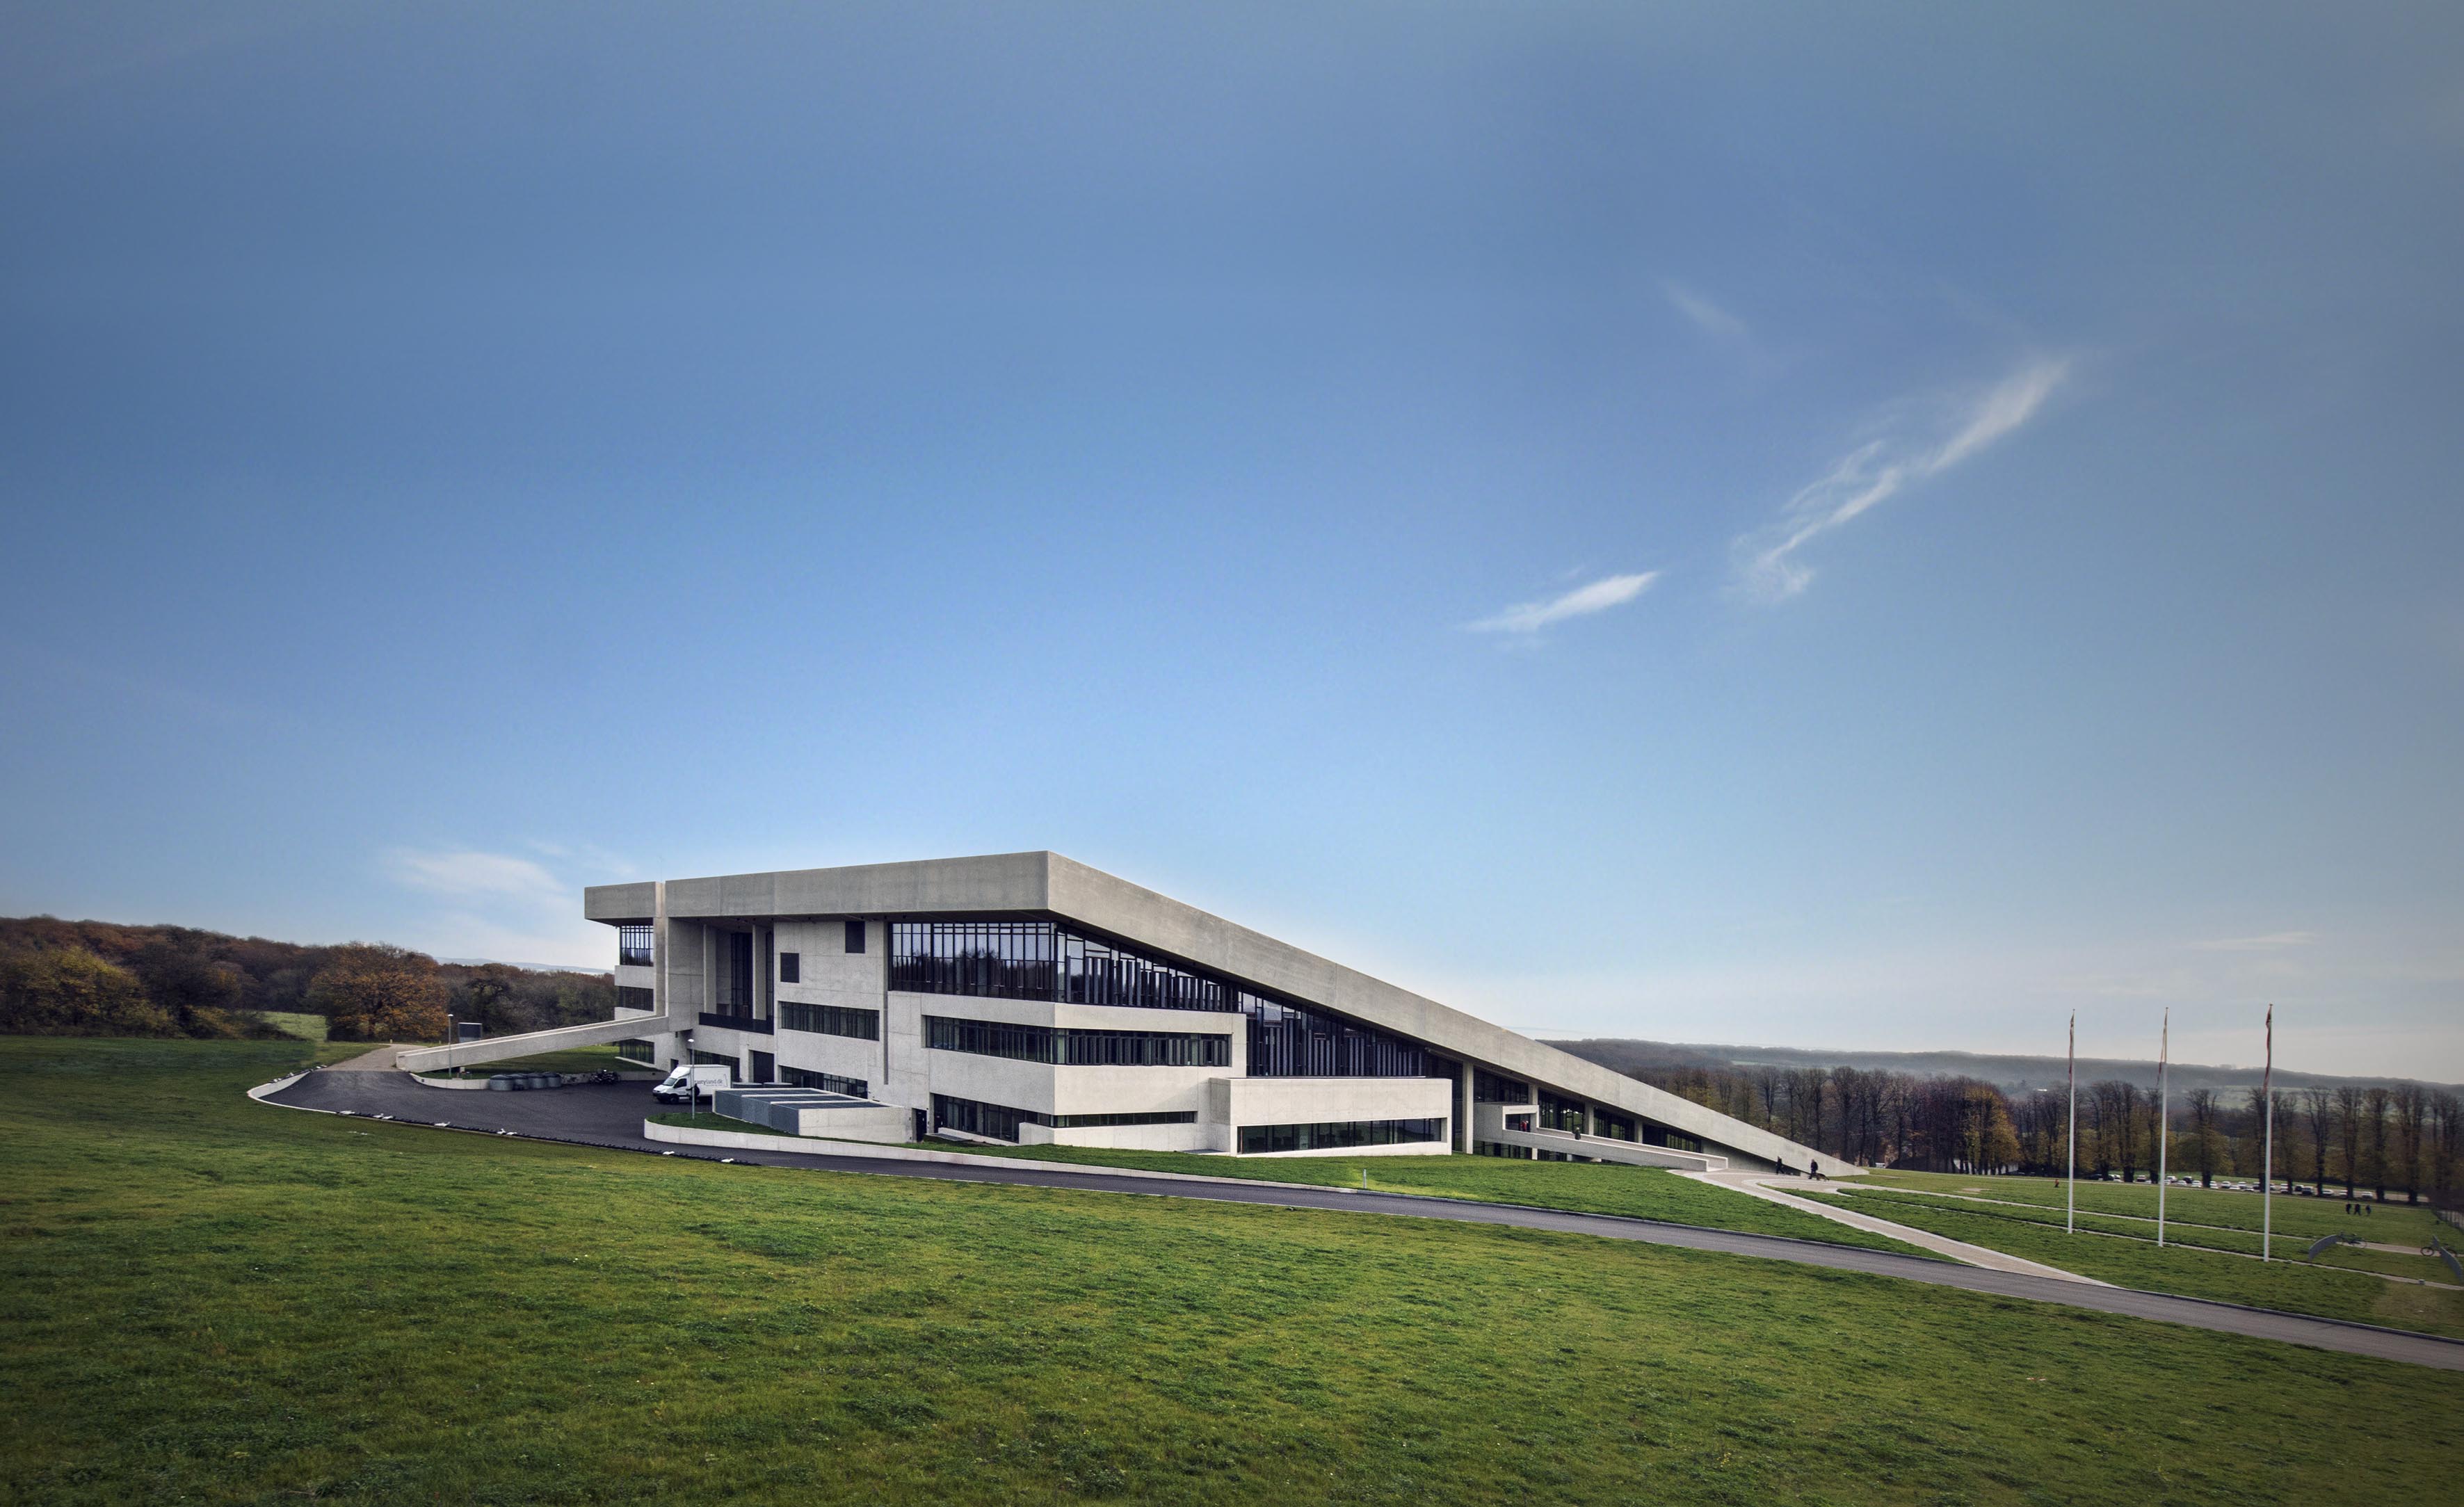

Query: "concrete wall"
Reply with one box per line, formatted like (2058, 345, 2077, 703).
(580, 852, 1840, 1172)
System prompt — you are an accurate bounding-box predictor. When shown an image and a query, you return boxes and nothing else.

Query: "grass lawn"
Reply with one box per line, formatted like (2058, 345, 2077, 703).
(1864, 1168, 2450, 1248)
(1800, 1191, 2464, 1340)
(253, 1010, 328, 1042)
(1853, 1170, 2456, 1283)
(913, 1141, 1935, 1258)
(5, 1038, 2461, 1507)
(417, 1044, 648, 1078)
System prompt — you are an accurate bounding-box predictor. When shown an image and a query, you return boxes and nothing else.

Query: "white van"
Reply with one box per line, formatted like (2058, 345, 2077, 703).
(652, 1063, 732, 1105)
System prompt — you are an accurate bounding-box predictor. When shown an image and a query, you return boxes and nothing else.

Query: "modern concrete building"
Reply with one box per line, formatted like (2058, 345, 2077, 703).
(401, 853, 1841, 1172)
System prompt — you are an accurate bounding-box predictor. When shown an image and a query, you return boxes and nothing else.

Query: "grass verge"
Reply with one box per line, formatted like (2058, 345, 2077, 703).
(1801, 1191, 2464, 1339)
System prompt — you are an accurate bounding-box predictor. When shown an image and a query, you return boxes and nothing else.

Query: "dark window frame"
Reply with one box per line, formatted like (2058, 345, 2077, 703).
(1237, 1118, 1446, 1155)
(778, 951, 800, 984)
(779, 1001, 881, 1041)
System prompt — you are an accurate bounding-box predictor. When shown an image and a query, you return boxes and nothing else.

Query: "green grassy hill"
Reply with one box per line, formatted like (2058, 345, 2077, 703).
(3, 1038, 2458, 1506)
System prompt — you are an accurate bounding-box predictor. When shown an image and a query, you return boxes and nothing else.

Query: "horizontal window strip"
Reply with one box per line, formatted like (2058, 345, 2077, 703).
(930, 1093, 1194, 1141)
(1237, 1118, 1445, 1155)
(924, 1015, 1230, 1069)
(779, 1001, 880, 1040)
(780, 1066, 869, 1097)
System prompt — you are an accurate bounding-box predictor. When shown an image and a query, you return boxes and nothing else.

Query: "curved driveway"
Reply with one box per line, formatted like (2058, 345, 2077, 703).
(266, 1069, 2464, 1373)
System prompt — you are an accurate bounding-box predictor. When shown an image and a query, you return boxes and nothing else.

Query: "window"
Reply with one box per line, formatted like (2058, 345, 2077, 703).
(716, 932, 755, 1012)
(931, 1093, 1041, 1143)
(750, 1050, 775, 1084)
(1642, 1125, 1703, 1153)
(780, 1001, 880, 1040)
(617, 924, 654, 967)
(1052, 1109, 1196, 1128)
(691, 1049, 738, 1071)
(845, 920, 865, 954)
(1237, 1118, 1445, 1154)
(782, 1066, 869, 1097)
(887, 919, 1426, 1076)
(615, 985, 654, 1013)
(931, 1093, 1192, 1142)
(1243, 992, 1425, 1079)
(1538, 1092, 1587, 1134)
(614, 1038, 657, 1064)
(1593, 1109, 1636, 1143)
(1474, 1070, 1531, 1103)
(925, 1015, 1230, 1068)
(889, 920, 1227, 1011)
(1506, 1112, 1535, 1131)
(1474, 1141, 1534, 1159)
(778, 951, 800, 984)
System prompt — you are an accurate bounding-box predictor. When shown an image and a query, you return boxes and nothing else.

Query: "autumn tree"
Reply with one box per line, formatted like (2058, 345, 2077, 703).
(0, 946, 177, 1036)
(308, 944, 449, 1042)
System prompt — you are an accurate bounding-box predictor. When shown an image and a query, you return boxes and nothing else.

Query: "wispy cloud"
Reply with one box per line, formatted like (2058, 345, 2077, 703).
(2188, 931, 2319, 953)
(1470, 571, 1660, 635)
(1664, 280, 1748, 342)
(1735, 356, 2070, 602)
(384, 846, 610, 967)
(387, 848, 567, 903)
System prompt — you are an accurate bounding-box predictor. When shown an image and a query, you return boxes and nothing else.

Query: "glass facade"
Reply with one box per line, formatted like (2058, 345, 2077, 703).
(1538, 1091, 1587, 1134)
(1242, 992, 1424, 1078)
(925, 1015, 1231, 1067)
(1237, 1118, 1445, 1154)
(614, 1038, 657, 1064)
(1474, 1070, 1531, 1103)
(690, 1049, 737, 1070)
(615, 985, 654, 1013)
(617, 924, 654, 967)
(715, 932, 755, 1012)
(890, 921, 1227, 1011)
(889, 919, 1428, 1079)
(782, 1066, 869, 1097)
(1593, 1109, 1637, 1143)
(931, 1092, 1195, 1143)
(780, 1001, 881, 1040)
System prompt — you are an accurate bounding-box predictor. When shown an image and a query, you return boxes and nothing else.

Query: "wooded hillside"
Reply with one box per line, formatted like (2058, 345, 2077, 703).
(0, 916, 613, 1044)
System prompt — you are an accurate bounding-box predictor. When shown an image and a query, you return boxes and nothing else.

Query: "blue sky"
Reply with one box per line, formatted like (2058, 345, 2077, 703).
(3, 4, 2459, 1077)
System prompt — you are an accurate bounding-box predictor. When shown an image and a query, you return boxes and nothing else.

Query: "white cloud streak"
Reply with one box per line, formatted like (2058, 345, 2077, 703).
(1470, 571, 1660, 635)
(1737, 357, 2070, 602)
(1664, 281, 1748, 341)
(387, 848, 566, 903)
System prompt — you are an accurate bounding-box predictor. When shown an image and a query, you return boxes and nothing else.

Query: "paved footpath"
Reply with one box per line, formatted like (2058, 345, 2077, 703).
(262, 1067, 2464, 1373)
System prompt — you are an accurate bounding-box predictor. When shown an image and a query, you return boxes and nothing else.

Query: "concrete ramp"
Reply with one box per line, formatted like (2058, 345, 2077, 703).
(396, 1014, 675, 1072)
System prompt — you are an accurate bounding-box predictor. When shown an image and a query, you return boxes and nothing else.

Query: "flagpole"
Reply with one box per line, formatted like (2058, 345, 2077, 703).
(2261, 1004, 2274, 1264)
(2157, 1008, 2169, 1249)
(2066, 1010, 2077, 1235)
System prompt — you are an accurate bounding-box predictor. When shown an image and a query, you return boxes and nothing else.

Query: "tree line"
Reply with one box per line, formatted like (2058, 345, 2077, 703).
(1632, 1059, 2464, 1207)
(0, 916, 613, 1045)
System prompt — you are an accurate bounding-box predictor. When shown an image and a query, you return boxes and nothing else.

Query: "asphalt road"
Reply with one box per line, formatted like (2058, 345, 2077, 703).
(268, 1069, 2464, 1373)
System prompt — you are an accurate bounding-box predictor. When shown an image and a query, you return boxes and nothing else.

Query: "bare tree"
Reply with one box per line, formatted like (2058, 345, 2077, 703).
(2301, 1088, 2333, 1195)
(2392, 1085, 2426, 1205)
(2334, 1086, 2363, 1198)
(2186, 1088, 2220, 1187)
(2364, 1088, 2392, 1202)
